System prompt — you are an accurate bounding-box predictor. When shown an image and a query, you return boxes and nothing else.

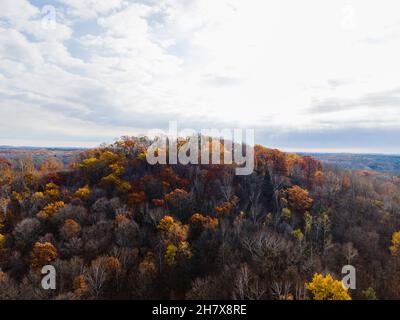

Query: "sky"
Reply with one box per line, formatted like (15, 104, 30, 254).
(0, 0, 400, 153)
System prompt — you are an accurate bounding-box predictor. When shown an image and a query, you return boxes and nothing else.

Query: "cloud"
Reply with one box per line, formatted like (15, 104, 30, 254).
(0, 28, 43, 67)
(307, 87, 400, 130)
(57, 0, 126, 20)
(0, 0, 400, 152)
(0, 0, 39, 24)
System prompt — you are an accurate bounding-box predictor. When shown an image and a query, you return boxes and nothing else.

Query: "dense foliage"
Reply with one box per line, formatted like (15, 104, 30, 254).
(0, 137, 399, 300)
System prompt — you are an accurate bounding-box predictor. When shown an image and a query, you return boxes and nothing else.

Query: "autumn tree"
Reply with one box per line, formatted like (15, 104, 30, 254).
(254, 146, 288, 176)
(157, 215, 192, 266)
(61, 219, 81, 240)
(300, 156, 322, 187)
(37, 201, 65, 219)
(74, 186, 90, 200)
(0, 233, 8, 268)
(287, 185, 313, 213)
(305, 273, 351, 300)
(44, 182, 61, 199)
(40, 158, 64, 173)
(389, 231, 400, 256)
(30, 242, 58, 269)
(190, 213, 218, 233)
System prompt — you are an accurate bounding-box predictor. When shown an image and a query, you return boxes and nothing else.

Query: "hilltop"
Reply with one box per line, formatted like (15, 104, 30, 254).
(0, 137, 399, 300)
(2, 146, 400, 176)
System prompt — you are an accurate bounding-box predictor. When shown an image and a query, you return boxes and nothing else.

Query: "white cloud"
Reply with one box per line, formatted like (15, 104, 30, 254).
(0, 0, 400, 151)
(0, 28, 43, 67)
(0, 0, 39, 24)
(57, 0, 126, 20)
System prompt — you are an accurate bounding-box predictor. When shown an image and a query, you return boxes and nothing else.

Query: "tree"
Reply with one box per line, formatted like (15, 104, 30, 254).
(305, 273, 351, 300)
(281, 208, 291, 220)
(292, 229, 304, 242)
(101, 174, 131, 194)
(40, 158, 64, 173)
(233, 264, 266, 300)
(157, 216, 192, 266)
(158, 215, 189, 243)
(74, 186, 90, 199)
(215, 201, 234, 215)
(85, 256, 121, 298)
(13, 218, 41, 250)
(343, 242, 358, 264)
(254, 145, 288, 176)
(30, 242, 58, 269)
(73, 275, 89, 296)
(44, 182, 61, 199)
(0, 234, 5, 248)
(164, 188, 190, 213)
(1, 136, 400, 299)
(300, 156, 322, 187)
(114, 218, 139, 248)
(190, 213, 218, 231)
(0, 157, 11, 171)
(165, 244, 178, 266)
(390, 231, 400, 256)
(362, 287, 377, 300)
(127, 191, 145, 208)
(287, 185, 313, 213)
(37, 201, 65, 219)
(0, 233, 7, 268)
(61, 219, 81, 239)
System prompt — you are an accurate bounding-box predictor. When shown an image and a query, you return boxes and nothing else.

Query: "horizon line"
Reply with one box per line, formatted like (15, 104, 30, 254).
(0, 144, 399, 157)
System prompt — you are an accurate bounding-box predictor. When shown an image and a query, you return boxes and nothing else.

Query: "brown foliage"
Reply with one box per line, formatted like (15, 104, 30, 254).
(287, 185, 313, 212)
(30, 242, 58, 269)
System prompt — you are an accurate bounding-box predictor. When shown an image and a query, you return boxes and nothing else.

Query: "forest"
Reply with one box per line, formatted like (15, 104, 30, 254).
(0, 136, 400, 300)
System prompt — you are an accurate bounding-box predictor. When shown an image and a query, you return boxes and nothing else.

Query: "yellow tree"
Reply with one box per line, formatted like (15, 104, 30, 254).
(74, 186, 90, 199)
(37, 201, 65, 219)
(306, 273, 351, 300)
(389, 231, 400, 256)
(0, 234, 5, 248)
(44, 182, 61, 199)
(0, 233, 8, 268)
(157, 215, 192, 266)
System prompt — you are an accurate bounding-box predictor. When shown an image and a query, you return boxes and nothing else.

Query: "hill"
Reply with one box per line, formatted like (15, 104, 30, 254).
(0, 137, 399, 300)
(0, 147, 83, 167)
(300, 152, 400, 175)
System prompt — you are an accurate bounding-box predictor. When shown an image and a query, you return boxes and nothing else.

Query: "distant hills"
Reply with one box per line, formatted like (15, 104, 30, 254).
(300, 152, 400, 174)
(0, 147, 84, 166)
(1, 146, 399, 175)
(0, 146, 84, 151)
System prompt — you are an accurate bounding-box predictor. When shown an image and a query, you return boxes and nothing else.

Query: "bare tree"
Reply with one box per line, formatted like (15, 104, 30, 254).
(240, 230, 289, 259)
(218, 172, 234, 201)
(344, 242, 358, 265)
(271, 281, 291, 299)
(85, 263, 107, 299)
(233, 264, 266, 300)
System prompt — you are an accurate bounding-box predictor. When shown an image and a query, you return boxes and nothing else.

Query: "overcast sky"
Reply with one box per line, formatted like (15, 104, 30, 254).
(1, 0, 400, 153)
